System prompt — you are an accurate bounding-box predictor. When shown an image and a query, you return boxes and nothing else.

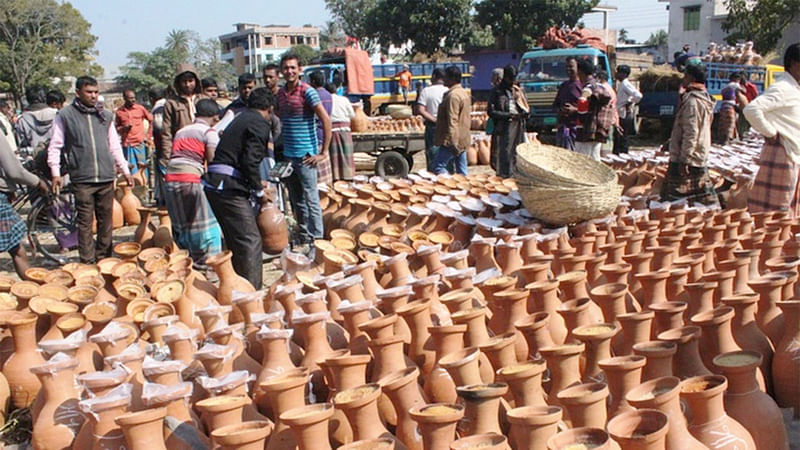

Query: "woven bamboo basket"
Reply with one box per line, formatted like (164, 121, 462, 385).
(518, 179, 623, 226)
(515, 141, 617, 187)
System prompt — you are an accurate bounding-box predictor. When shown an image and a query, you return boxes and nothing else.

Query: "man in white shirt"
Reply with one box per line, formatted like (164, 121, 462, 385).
(613, 65, 642, 154)
(744, 43, 800, 216)
(415, 68, 449, 171)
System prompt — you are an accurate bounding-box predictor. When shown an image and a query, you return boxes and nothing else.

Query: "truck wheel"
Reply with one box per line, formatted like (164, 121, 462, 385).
(375, 151, 410, 178)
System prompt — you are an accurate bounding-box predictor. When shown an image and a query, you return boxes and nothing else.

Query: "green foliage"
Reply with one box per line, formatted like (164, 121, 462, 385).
(0, 0, 102, 105)
(325, 0, 377, 49)
(286, 44, 321, 66)
(319, 20, 348, 51)
(474, 0, 600, 50)
(116, 29, 236, 96)
(367, 0, 473, 56)
(645, 29, 668, 47)
(723, 0, 800, 54)
(468, 23, 497, 50)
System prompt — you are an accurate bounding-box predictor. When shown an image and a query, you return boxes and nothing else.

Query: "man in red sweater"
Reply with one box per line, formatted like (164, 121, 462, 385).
(115, 89, 153, 176)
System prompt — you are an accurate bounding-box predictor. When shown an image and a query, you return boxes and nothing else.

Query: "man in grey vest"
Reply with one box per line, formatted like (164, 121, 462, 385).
(47, 76, 132, 263)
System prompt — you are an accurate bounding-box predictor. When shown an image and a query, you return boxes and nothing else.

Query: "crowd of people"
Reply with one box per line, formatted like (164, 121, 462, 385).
(0, 43, 798, 288)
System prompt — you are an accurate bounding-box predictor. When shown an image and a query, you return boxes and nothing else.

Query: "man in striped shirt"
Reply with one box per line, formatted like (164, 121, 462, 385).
(276, 53, 331, 254)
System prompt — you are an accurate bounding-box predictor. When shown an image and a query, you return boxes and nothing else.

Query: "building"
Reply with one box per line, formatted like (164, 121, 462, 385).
(219, 23, 320, 75)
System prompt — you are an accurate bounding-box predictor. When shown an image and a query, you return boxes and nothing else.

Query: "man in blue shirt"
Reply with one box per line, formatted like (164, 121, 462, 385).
(276, 53, 332, 255)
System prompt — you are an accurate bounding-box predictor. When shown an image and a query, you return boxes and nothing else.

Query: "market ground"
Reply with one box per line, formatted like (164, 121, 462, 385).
(0, 148, 798, 449)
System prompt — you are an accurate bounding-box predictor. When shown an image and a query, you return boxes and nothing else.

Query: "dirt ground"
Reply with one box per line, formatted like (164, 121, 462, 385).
(1, 150, 799, 449)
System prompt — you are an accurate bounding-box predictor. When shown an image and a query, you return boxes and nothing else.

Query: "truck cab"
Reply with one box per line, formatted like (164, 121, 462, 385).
(517, 45, 612, 131)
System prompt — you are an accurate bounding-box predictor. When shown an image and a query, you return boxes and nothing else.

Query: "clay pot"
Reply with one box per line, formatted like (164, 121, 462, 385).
(748, 273, 788, 348)
(632, 341, 676, 382)
(546, 427, 614, 450)
(333, 383, 404, 448)
(507, 405, 562, 450)
(721, 293, 774, 393)
(573, 323, 618, 383)
(379, 367, 425, 450)
(515, 313, 555, 359)
(75, 384, 131, 449)
(496, 359, 547, 407)
(657, 326, 711, 379)
(690, 306, 745, 376)
(525, 280, 567, 345)
(626, 376, 706, 449)
(211, 421, 274, 450)
(30, 354, 84, 450)
(679, 375, 756, 450)
(408, 403, 465, 450)
(649, 301, 687, 339)
(455, 382, 507, 436)
(539, 344, 584, 406)
(713, 351, 789, 450)
(207, 251, 255, 323)
(3, 312, 45, 408)
(351, 103, 368, 132)
(196, 395, 249, 434)
(617, 311, 654, 356)
(115, 407, 168, 450)
(259, 201, 289, 254)
(606, 409, 669, 450)
(424, 324, 467, 403)
(599, 355, 646, 418)
(556, 382, 609, 429)
(120, 182, 142, 225)
(260, 370, 308, 450)
(773, 300, 800, 414)
(280, 403, 335, 450)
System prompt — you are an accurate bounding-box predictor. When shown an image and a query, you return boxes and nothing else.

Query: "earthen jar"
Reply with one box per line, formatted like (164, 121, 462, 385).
(666, 267, 690, 303)
(589, 283, 630, 353)
(140, 381, 206, 449)
(598, 355, 646, 418)
(449, 433, 508, 450)
(606, 409, 669, 450)
(515, 313, 555, 359)
(621, 252, 653, 299)
(254, 327, 297, 413)
(714, 351, 789, 450)
(479, 332, 519, 377)
(119, 182, 142, 225)
(379, 367, 426, 450)
(684, 281, 717, 321)
(626, 376, 705, 449)
(507, 405, 562, 450)
(75, 383, 132, 450)
(673, 253, 706, 283)
(546, 427, 614, 450)
(648, 246, 675, 271)
(424, 324, 467, 403)
(599, 242, 626, 265)
(690, 306, 748, 375)
(396, 300, 436, 376)
(196, 394, 250, 435)
(211, 420, 274, 450)
(294, 311, 336, 401)
(206, 251, 255, 324)
(518, 262, 551, 286)
(408, 403, 465, 450)
(3, 312, 45, 408)
(748, 273, 788, 348)
(455, 382, 507, 436)
(680, 375, 756, 450)
(573, 323, 618, 383)
(525, 280, 567, 345)
(115, 407, 168, 450)
(280, 403, 335, 450)
(496, 240, 524, 276)
(30, 354, 84, 450)
(539, 343, 584, 405)
(657, 326, 711, 379)
(773, 300, 800, 414)
(338, 300, 373, 356)
(134, 207, 157, 247)
(721, 293, 774, 393)
(632, 340, 676, 382)
(260, 370, 308, 450)
(649, 301, 687, 339)
(496, 359, 547, 407)
(556, 298, 594, 345)
(556, 382, 609, 429)
(585, 252, 608, 287)
(451, 307, 491, 351)
(470, 237, 501, 273)
(634, 270, 670, 310)
(333, 383, 406, 449)
(617, 311, 654, 356)
(488, 289, 530, 361)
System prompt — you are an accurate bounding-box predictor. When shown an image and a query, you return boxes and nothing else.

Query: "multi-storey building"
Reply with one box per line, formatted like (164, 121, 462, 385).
(219, 23, 320, 75)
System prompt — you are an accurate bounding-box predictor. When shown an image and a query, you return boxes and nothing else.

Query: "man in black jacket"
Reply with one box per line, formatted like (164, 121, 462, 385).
(203, 87, 272, 288)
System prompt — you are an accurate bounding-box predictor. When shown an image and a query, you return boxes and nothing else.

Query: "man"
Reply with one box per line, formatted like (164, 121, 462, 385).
(160, 64, 202, 206)
(165, 99, 222, 266)
(488, 65, 528, 178)
(276, 53, 331, 253)
(745, 43, 800, 216)
(0, 101, 15, 153)
(571, 59, 614, 160)
(415, 68, 449, 171)
(46, 90, 65, 110)
(15, 87, 58, 156)
(203, 88, 273, 288)
(613, 65, 642, 154)
(221, 73, 257, 119)
(394, 64, 413, 104)
(675, 44, 696, 72)
(47, 76, 133, 263)
(716, 72, 747, 145)
(553, 57, 582, 150)
(202, 78, 219, 99)
(262, 64, 281, 96)
(432, 65, 471, 175)
(661, 64, 717, 205)
(326, 83, 355, 181)
(309, 70, 333, 185)
(115, 90, 153, 176)
(0, 100, 14, 126)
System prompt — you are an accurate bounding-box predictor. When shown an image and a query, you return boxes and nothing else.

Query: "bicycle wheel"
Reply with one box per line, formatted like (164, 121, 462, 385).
(26, 192, 78, 265)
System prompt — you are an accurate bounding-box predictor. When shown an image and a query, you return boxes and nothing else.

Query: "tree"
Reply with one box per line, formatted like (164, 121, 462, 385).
(645, 29, 668, 47)
(286, 44, 320, 66)
(366, 0, 474, 56)
(165, 29, 193, 59)
(193, 38, 236, 90)
(319, 20, 347, 50)
(325, 0, 378, 48)
(0, 0, 102, 106)
(723, 0, 800, 54)
(475, 0, 600, 50)
(618, 28, 629, 44)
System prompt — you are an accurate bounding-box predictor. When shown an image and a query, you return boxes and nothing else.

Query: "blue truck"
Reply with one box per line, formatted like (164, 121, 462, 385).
(516, 45, 614, 131)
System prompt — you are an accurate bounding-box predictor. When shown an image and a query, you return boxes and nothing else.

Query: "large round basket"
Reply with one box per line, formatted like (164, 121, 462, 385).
(517, 179, 622, 226)
(515, 141, 618, 187)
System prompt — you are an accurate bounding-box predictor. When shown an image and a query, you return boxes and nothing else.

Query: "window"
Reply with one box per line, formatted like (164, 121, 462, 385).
(264, 36, 272, 46)
(684, 6, 701, 31)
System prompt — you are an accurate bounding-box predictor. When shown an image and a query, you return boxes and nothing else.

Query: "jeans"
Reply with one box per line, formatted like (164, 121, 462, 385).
(205, 190, 263, 289)
(424, 123, 436, 172)
(285, 156, 323, 243)
(123, 143, 148, 176)
(74, 182, 114, 263)
(432, 146, 468, 175)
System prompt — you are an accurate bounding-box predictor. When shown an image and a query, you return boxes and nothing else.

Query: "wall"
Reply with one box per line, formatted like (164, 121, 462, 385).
(664, 0, 727, 59)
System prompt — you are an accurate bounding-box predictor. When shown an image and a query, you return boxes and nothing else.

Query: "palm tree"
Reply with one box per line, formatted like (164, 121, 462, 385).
(618, 28, 629, 44)
(166, 29, 192, 57)
(645, 29, 668, 47)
